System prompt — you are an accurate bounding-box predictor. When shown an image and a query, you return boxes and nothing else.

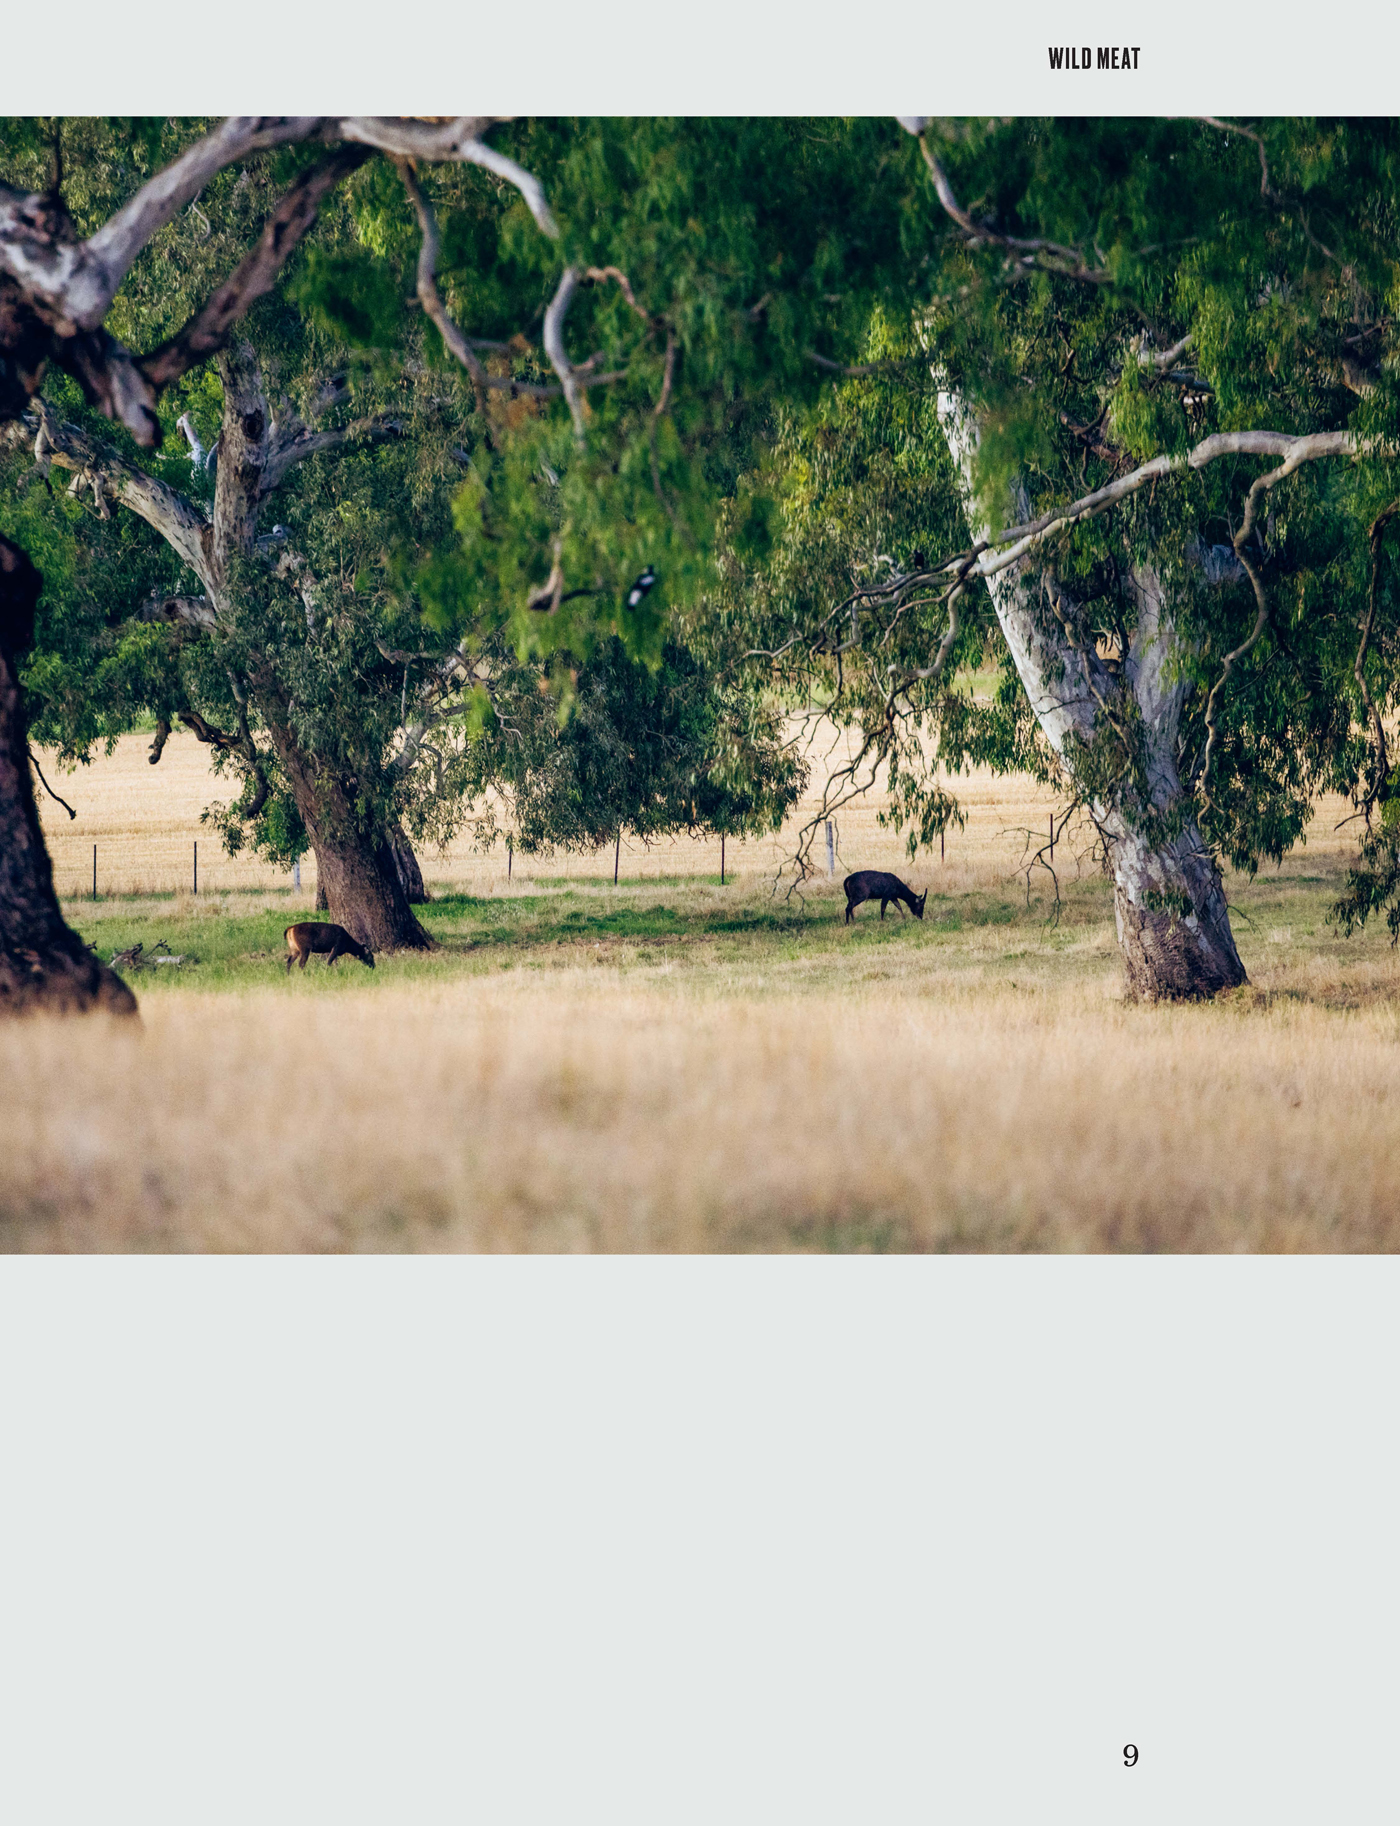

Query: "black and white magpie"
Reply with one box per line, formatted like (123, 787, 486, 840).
(624, 566, 657, 610)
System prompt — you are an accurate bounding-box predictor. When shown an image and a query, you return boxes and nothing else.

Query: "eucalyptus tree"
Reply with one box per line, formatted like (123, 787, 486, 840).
(0, 115, 910, 1013)
(387, 117, 1400, 1000)
(0, 115, 574, 1011)
(4, 116, 1398, 1016)
(705, 121, 1400, 997)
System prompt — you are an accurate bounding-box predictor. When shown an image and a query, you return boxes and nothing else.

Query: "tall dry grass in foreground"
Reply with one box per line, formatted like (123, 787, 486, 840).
(5, 975, 1400, 1252)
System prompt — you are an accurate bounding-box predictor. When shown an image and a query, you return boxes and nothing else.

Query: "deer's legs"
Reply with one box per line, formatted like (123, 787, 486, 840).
(298, 949, 310, 969)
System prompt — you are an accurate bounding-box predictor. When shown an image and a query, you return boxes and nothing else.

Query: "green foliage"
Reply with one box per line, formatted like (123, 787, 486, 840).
(452, 634, 804, 856)
(7, 115, 1400, 927)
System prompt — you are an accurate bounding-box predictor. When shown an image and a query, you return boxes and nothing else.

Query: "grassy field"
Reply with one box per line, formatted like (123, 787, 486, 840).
(7, 731, 1400, 1252)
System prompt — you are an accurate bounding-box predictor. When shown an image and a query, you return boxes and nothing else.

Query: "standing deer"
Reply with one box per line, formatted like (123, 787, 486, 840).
(284, 922, 375, 973)
(843, 871, 928, 924)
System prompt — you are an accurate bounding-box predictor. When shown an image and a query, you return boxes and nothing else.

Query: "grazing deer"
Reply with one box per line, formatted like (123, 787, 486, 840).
(843, 871, 928, 924)
(284, 922, 375, 973)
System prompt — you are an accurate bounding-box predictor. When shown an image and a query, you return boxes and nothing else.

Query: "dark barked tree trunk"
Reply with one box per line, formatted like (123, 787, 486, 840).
(939, 392, 1247, 1002)
(257, 696, 433, 954)
(314, 825, 424, 908)
(387, 820, 429, 903)
(0, 538, 136, 1015)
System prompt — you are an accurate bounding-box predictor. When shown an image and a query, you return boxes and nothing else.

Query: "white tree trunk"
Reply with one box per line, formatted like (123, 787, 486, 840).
(937, 390, 1246, 999)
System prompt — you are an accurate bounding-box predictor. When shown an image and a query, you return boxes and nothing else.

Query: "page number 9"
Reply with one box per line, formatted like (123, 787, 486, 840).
(1123, 1745, 1139, 1767)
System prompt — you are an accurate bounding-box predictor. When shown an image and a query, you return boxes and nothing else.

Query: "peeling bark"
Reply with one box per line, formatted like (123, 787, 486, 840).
(937, 390, 1246, 1000)
(387, 821, 429, 903)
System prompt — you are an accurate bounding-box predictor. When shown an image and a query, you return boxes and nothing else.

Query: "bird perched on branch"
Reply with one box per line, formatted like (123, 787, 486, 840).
(624, 566, 656, 609)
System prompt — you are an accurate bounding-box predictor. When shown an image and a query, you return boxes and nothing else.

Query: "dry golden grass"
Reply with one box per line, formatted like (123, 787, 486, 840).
(12, 726, 1400, 1253)
(4, 977, 1400, 1253)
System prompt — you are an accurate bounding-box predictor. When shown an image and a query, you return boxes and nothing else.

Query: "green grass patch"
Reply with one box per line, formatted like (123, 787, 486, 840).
(59, 833, 1400, 1008)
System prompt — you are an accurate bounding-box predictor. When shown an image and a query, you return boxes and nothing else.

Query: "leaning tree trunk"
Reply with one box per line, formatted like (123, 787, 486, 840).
(0, 538, 136, 1016)
(256, 694, 433, 954)
(937, 392, 1246, 1000)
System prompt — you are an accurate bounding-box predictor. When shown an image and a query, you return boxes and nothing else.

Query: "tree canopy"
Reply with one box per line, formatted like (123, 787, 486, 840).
(3, 116, 1399, 1008)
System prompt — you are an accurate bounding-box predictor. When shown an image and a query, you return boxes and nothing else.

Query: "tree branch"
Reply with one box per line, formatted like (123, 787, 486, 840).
(395, 160, 489, 415)
(898, 120, 1112, 283)
(76, 118, 328, 326)
(31, 410, 212, 581)
(142, 593, 217, 632)
(29, 749, 76, 818)
(335, 119, 559, 237)
(261, 413, 404, 493)
(1196, 440, 1338, 794)
(140, 147, 372, 390)
(542, 266, 585, 441)
(971, 429, 1362, 586)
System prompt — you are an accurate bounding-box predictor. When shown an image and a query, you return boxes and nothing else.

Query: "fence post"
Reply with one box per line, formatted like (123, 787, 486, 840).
(293, 858, 301, 891)
(93, 843, 97, 901)
(720, 833, 725, 886)
(825, 820, 835, 877)
(508, 837, 512, 882)
(193, 840, 197, 895)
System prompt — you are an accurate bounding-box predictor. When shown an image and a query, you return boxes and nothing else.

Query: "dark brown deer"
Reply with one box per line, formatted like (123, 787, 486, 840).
(284, 922, 375, 973)
(843, 871, 928, 924)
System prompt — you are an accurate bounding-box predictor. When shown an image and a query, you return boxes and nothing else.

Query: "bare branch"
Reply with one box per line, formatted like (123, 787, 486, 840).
(76, 119, 328, 326)
(526, 540, 566, 612)
(262, 413, 404, 493)
(543, 267, 586, 442)
(33, 411, 212, 581)
(29, 750, 76, 818)
(900, 122, 1112, 283)
(806, 351, 886, 377)
(1194, 117, 1338, 262)
(1196, 439, 1340, 793)
(335, 119, 559, 237)
(175, 411, 213, 473)
(140, 147, 372, 390)
(1195, 117, 1274, 198)
(1139, 334, 1195, 371)
(395, 160, 489, 415)
(583, 265, 649, 320)
(649, 330, 679, 526)
(972, 429, 1362, 585)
